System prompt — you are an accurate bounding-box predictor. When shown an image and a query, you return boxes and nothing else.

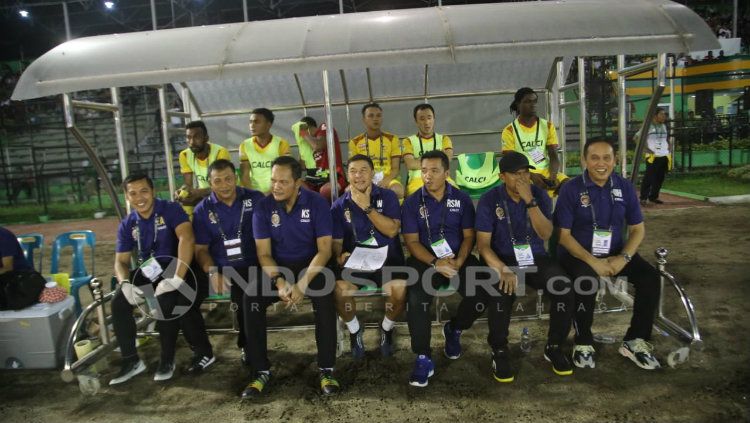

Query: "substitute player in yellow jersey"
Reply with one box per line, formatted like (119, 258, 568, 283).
(176, 121, 231, 207)
(239, 108, 291, 194)
(348, 103, 404, 200)
(501, 87, 568, 194)
(402, 103, 457, 196)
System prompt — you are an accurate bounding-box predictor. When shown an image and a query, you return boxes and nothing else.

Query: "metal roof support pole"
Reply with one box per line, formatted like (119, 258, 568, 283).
(181, 84, 192, 124)
(423, 64, 429, 103)
(617, 54, 627, 177)
(62, 2, 71, 41)
(294, 73, 307, 115)
(577, 56, 587, 161)
(110, 87, 130, 215)
(365, 68, 373, 103)
(158, 86, 177, 196)
(62, 93, 126, 219)
(556, 60, 567, 173)
(340, 70, 351, 142)
(243, 0, 249, 22)
(630, 53, 666, 185)
(668, 56, 675, 160)
(180, 82, 202, 120)
(322, 70, 339, 202)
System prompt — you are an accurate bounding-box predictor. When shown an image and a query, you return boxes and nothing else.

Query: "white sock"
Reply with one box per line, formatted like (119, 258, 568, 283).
(381, 316, 395, 332)
(345, 316, 360, 334)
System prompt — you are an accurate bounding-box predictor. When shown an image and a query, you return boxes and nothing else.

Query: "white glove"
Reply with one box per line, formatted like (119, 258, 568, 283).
(121, 282, 144, 306)
(154, 276, 185, 297)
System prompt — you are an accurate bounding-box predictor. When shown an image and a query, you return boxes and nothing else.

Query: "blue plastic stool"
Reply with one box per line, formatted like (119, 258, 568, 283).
(16, 233, 44, 272)
(50, 230, 96, 316)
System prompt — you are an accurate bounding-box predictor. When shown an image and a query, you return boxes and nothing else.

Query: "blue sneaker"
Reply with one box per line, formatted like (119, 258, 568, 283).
(350, 326, 365, 360)
(442, 322, 462, 359)
(408, 355, 435, 387)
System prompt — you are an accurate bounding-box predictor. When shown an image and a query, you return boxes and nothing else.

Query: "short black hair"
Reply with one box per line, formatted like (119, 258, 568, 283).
(510, 87, 536, 115)
(583, 138, 616, 157)
(413, 103, 435, 120)
(348, 154, 374, 170)
(271, 155, 302, 180)
(185, 120, 208, 137)
(301, 116, 317, 127)
(251, 108, 275, 124)
(122, 173, 153, 190)
(207, 159, 236, 177)
(420, 149, 450, 170)
(361, 102, 382, 116)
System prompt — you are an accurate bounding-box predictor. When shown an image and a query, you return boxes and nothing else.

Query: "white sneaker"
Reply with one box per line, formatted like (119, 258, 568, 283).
(619, 338, 661, 370)
(572, 344, 596, 369)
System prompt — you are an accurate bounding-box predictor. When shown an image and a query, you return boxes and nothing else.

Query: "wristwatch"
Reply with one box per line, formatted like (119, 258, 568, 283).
(430, 257, 439, 268)
(363, 205, 374, 215)
(525, 199, 538, 209)
(270, 274, 283, 285)
(621, 252, 633, 263)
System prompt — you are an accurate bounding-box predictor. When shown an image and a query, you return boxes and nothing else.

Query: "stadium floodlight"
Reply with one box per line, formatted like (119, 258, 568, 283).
(19, 9, 30, 18)
(104, 1, 114, 9)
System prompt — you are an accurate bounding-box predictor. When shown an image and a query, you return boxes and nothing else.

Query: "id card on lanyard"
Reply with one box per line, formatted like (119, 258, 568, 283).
(346, 200, 380, 248)
(136, 215, 163, 282)
(421, 190, 454, 259)
(501, 197, 535, 267)
(512, 120, 546, 165)
(583, 174, 614, 257)
(212, 200, 247, 263)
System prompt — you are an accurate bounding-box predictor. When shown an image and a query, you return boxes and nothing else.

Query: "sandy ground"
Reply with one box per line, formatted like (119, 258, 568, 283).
(2, 203, 750, 423)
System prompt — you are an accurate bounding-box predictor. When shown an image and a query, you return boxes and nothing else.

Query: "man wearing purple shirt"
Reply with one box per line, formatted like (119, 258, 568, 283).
(110, 173, 210, 385)
(246, 156, 339, 398)
(193, 159, 265, 375)
(331, 154, 407, 360)
(0, 226, 32, 275)
(471, 152, 574, 381)
(401, 150, 478, 388)
(554, 139, 662, 371)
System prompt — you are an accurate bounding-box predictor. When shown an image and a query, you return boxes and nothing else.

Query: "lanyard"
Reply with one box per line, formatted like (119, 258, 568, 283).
(135, 213, 159, 261)
(499, 196, 532, 245)
(345, 198, 376, 244)
(209, 197, 246, 241)
(582, 172, 615, 231)
(512, 118, 540, 153)
(420, 188, 449, 244)
(365, 135, 385, 167)
(417, 134, 438, 157)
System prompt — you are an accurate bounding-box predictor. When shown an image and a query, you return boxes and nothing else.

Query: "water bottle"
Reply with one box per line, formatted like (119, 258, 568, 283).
(520, 327, 532, 353)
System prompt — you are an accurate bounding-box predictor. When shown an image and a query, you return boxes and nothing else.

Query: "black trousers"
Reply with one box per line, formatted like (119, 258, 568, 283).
(242, 260, 337, 372)
(111, 264, 212, 363)
(640, 156, 669, 201)
(406, 254, 481, 357)
(449, 255, 574, 350)
(208, 265, 254, 350)
(559, 252, 661, 345)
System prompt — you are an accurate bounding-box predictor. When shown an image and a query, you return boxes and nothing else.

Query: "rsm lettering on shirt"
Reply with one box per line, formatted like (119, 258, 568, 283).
(447, 199, 461, 212)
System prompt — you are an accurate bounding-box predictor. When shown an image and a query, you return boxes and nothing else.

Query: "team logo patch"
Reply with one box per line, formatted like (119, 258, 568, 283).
(208, 211, 218, 225)
(612, 189, 622, 198)
(156, 216, 165, 226)
(271, 211, 281, 227)
(419, 205, 428, 219)
(344, 209, 352, 223)
(131, 226, 138, 241)
(580, 194, 591, 207)
(496, 207, 505, 220)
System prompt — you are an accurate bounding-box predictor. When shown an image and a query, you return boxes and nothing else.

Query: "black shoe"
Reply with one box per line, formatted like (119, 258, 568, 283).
(153, 360, 175, 382)
(319, 369, 340, 396)
(109, 358, 146, 385)
(185, 354, 216, 375)
(544, 344, 573, 376)
(491, 348, 514, 383)
(350, 326, 365, 359)
(649, 199, 664, 204)
(640, 199, 648, 207)
(241, 371, 272, 399)
(380, 326, 394, 357)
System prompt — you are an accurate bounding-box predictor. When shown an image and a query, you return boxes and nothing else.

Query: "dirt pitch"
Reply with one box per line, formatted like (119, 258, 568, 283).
(1, 203, 749, 423)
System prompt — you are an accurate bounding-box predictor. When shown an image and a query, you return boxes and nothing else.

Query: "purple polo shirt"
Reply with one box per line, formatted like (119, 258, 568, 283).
(116, 198, 190, 266)
(475, 184, 551, 259)
(0, 226, 31, 271)
(401, 183, 475, 254)
(193, 187, 265, 268)
(331, 183, 404, 262)
(253, 188, 333, 264)
(554, 171, 643, 257)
